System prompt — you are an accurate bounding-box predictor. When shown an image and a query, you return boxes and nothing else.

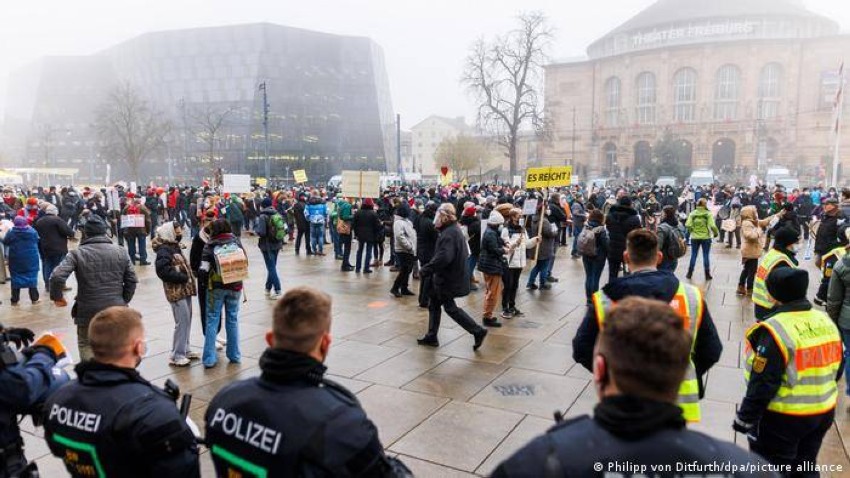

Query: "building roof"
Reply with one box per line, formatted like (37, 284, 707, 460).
(606, 0, 828, 37)
(410, 115, 471, 132)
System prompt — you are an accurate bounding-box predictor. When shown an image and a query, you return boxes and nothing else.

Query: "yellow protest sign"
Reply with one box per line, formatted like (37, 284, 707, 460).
(439, 170, 453, 186)
(293, 169, 308, 184)
(255, 177, 268, 187)
(525, 166, 572, 188)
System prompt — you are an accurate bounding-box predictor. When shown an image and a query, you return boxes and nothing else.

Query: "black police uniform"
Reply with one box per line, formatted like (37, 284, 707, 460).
(205, 348, 408, 477)
(494, 395, 777, 477)
(43, 361, 199, 478)
(0, 342, 67, 478)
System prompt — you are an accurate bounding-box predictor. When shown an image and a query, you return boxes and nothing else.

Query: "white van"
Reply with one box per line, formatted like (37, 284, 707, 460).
(688, 169, 714, 187)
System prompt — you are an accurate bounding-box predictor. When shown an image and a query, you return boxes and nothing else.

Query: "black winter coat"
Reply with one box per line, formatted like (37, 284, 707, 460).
(478, 226, 505, 275)
(605, 205, 642, 259)
(421, 222, 470, 299)
(815, 213, 841, 255)
(352, 208, 382, 243)
(33, 214, 75, 255)
(415, 213, 438, 263)
(293, 201, 309, 230)
(460, 215, 481, 257)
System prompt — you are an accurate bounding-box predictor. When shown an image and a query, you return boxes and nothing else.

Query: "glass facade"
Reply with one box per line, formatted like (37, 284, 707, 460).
(4, 24, 396, 181)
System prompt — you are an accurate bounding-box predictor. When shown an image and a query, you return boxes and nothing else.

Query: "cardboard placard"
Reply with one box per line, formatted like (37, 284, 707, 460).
(120, 214, 145, 229)
(222, 174, 252, 194)
(522, 199, 538, 216)
(293, 169, 308, 184)
(340, 170, 381, 198)
(214, 244, 249, 284)
(525, 166, 572, 188)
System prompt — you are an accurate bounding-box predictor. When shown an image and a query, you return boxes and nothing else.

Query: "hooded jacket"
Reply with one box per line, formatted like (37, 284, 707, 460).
(605, 204, 641, 258)
(33, 210, 75, 255)
(153, 222, 196, 303)
(573, 270, 722, 397)
(685, 206, 719, 240)
(739, 205, 778, 260)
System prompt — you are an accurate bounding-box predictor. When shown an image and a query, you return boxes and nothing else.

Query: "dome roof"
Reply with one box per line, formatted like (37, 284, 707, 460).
(588, 0, 839, 58)
(607, 0, 828, 36)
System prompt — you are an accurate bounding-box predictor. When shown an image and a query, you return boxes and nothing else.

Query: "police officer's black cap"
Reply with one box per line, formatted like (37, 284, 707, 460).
(766, 268, 808, 304)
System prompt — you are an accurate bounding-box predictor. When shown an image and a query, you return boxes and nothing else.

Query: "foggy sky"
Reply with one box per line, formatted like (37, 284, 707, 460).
(1, 0, 848, 130)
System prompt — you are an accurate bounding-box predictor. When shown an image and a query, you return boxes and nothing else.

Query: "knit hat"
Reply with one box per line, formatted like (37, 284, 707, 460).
(13, 216, 27, 228)
(488, 212, 505, 226)
(261, 197, 273, 208)
(26, 197, 38, 206)
(363, 198, 375, 208)
(83, 215, 108, 236)
(45, 205, 59, 216)
(766, 267, 808, 303)
(773, 227, 800, 249)
(126, 192, 136, 199)
(462, 206, 476, 217)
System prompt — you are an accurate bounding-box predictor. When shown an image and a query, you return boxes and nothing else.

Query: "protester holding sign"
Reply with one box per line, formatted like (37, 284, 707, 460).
(121, 192, 152, 266)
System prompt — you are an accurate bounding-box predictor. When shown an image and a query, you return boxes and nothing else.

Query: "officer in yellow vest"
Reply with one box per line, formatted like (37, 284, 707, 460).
(735, 267, 843, 473)
(573, 229, 723, 423)
(814, 225, 849, 307)
(752, 227, 800, 322)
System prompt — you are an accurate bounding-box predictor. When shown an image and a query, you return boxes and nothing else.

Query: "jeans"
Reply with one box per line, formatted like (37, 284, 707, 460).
(11, 287, 39, 304)
(230, 220, 243, 238)
(169, 297, 192, 360)
(149, 214, 158, 240)
(295, 228, 312, 254)
(356, 240, 374, 272)
(467, 255, 479, 284)
(739, 258, 758, 289)
(126, 235, 147, 263)
(77, 324, 93, 362)
(262, 249, 281, 293)
(310, 223, 324, 254)
(392, 252, 416, 292)
(501, 268, 522, 310)
(582, 256, 606, 301)
(42, 252, 66, 290)
(607, 255, 624, 283)
(687, 239, 712, 273)
(571, 225, 584, 256)
(340, 234, 353, 268)
(527, 258, 551, 287)
(203, 288, 241, 367)
(330, 225, 341, 258)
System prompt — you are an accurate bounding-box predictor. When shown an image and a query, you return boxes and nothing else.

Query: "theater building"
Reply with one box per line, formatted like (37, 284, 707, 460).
(542, 0, 850, 182)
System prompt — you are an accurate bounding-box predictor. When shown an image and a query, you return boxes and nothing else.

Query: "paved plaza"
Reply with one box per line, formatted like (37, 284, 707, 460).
(4, 237, 850, 477)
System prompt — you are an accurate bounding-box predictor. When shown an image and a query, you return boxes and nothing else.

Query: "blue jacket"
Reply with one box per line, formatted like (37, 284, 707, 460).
(1, 349, 67, 449)
(305, 202, 327, 225)
(3, 226, 40, 289)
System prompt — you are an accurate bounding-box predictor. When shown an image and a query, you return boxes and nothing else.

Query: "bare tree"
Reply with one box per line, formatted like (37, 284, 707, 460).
(95, 82, 171, 182)
(190, 103, 235, 175)
(433, 135, 487, 180)
(462, 11, 552, 178)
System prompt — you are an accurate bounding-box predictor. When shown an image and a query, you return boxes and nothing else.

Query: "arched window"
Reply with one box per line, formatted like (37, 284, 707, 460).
(714, 65, 741, 120)
(605, 77, 621, 127)
(672, 68, 697, 122)
(636, 72, 656, 125)
(758, 63, 782, 120)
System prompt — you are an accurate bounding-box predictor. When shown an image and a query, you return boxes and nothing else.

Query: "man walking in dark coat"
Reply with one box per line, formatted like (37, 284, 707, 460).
(33, 204, 75, 293)
(605, 195, 642, 283)
(418, 203, 488, 350)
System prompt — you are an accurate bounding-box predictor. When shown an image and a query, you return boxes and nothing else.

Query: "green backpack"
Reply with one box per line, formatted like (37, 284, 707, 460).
(267, 214, 287, 241)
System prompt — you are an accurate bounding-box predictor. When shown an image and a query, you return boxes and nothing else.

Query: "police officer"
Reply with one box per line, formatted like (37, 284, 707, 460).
(735, 267, 842, 473)
(0, 326, 69, 478)
(495, 297, 774, 477)
(43, 307, 200, 477)
(205, 287, 410, 477)
(573, 228, 722, 423)
(753, 227, 801, 321)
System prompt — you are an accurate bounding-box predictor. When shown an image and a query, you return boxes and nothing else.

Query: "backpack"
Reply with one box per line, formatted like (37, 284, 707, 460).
(212, 242, 249, 284)
(661, 223, 687, 259)
(577, 226, 603, 257)
(267, 213, 286, 241)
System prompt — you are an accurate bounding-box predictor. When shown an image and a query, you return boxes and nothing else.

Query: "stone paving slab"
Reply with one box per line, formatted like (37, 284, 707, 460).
(0, 235, 845, 477)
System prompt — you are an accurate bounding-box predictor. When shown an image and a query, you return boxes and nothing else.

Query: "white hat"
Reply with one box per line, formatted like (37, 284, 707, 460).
(488, 212, 505, 226)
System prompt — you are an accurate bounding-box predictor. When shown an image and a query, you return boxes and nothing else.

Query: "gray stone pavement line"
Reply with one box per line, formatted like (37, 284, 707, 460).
(379, 398, 454, 449)
(394, 453, 477, 477)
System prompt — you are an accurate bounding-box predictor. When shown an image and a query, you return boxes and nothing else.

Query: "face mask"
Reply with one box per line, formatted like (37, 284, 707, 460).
(175, 234, 183, 242)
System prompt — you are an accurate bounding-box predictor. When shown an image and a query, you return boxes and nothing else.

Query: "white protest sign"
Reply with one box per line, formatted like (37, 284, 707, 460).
(222, 174, 252, 194)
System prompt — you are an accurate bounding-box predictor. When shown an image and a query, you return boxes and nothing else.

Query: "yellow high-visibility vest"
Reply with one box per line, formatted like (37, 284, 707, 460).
(821, 247, 847, 278)
(744, 309, 842, 416)
(592, 282, 704, 422)
(752, 249, 795, 308)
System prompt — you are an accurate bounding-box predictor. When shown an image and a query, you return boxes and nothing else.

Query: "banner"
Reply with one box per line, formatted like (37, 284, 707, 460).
(340, 171, 381, 198)
(293, 169, 308, 184)
(439, 170, 454, 186)
(525, 166, 572, 188)
(222, 174, 252, 193)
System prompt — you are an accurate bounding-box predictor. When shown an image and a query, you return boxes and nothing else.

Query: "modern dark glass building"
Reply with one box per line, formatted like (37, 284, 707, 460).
(2, 23, 396, 183)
